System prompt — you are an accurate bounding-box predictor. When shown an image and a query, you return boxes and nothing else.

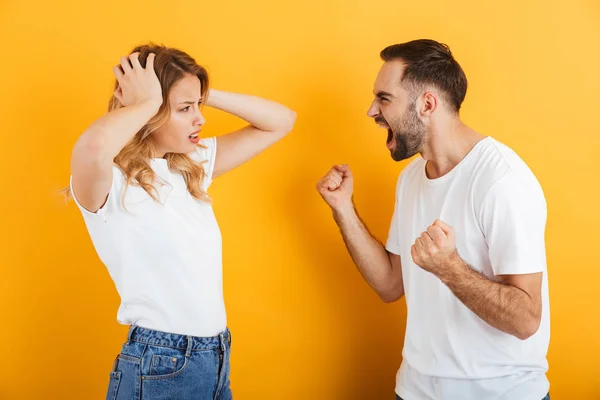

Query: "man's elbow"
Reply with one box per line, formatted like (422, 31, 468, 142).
(515, 313, 542, 341)
(378, 288, 404, 303)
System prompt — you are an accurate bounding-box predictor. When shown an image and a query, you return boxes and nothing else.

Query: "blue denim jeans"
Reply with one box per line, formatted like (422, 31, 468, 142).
(106, 325, 232, 400)
(396, 394, 550, 400)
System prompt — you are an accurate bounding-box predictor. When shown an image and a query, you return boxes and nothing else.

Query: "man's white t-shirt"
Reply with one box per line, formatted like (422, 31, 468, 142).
(386, 137, 550, 400)
(71, 137, 226, 337)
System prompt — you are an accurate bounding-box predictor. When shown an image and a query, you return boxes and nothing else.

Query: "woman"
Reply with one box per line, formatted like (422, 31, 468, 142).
(69, 43, 296, 400)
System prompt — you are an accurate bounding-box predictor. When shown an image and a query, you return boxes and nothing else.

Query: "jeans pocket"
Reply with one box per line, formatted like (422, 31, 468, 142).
(150, 355, 179, 376)
(106, 371, 121, 400)
(142, 345, 188, 380)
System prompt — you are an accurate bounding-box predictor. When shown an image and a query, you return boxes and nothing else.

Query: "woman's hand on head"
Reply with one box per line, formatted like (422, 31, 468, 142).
(112, 52, 163, 110)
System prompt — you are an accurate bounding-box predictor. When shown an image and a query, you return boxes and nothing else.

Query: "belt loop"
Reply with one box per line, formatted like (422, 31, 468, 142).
(111, 354, 120, 372)
(219, 331, 227, 352)
(126, 325, 137, 345)
(185, 335, 193, 358)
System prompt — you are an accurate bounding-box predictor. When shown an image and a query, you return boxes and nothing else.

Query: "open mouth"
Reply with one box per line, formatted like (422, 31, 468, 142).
(188, 132, 200, 144)
(375, 118, 392, 144)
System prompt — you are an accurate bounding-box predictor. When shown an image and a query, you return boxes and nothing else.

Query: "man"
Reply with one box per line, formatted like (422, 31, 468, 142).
(316, 39, 550, 400)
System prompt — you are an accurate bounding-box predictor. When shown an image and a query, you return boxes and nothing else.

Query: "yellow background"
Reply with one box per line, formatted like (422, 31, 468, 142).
(1, 0, 598, 399)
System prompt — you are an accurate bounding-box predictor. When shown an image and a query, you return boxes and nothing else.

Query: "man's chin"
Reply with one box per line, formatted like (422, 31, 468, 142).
(391, 152, 406, 162)
(390, 147, 417, 162)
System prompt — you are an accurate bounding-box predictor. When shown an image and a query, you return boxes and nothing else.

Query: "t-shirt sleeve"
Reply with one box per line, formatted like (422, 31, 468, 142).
(386, 176, 402, 255)
(480, 172, 547, 276)
(69, 166, 122, 223)
(190, 136, 217, 191)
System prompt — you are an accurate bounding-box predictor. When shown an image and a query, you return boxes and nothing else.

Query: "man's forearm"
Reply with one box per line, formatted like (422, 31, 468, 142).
(436, 254, 541, 340)
(333, 205, 401, 300)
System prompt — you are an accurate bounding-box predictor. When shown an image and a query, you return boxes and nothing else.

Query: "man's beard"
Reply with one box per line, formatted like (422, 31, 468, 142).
(383, 104, 427, 161)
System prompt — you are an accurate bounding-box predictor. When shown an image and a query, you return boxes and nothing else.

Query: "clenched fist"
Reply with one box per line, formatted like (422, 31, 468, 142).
(411, 219, 459, 274)
(316, 164, 354, 211)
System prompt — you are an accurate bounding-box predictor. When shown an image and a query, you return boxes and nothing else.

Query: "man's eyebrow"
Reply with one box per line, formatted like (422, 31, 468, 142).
(375, 91, 395, 98)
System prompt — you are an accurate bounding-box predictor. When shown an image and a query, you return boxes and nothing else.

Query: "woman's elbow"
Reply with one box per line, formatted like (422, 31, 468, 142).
(279, 109, 297, 134)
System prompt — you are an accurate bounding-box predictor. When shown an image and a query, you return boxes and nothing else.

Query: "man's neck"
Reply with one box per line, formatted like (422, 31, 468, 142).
(421, 117, 485, 179)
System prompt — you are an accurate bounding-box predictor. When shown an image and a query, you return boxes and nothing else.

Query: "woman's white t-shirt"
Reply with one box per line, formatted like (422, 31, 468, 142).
(71, 137, 225, 337)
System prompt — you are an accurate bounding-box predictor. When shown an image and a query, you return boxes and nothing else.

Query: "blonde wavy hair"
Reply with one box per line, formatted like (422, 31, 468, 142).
(67, 43, 211, 204)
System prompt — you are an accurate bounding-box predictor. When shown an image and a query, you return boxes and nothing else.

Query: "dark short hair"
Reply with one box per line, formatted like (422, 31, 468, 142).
(380, 39, 467, 113)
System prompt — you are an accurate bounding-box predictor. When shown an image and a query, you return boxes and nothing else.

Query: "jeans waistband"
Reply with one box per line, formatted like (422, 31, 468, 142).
(126, 325, 231, 352)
